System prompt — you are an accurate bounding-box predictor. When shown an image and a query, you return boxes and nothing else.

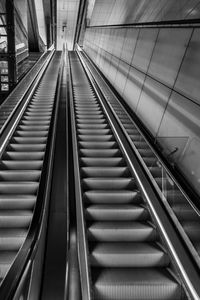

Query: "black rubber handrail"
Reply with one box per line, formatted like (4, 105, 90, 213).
(0, 52, 63, 300)
(68, 52, 92, 300)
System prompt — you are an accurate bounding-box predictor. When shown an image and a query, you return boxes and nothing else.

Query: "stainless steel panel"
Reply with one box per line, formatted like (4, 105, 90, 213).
(108, 0, 124, 25)
(158, 91, 200, 138)
(148, 28, 192, 87)
(57, 0, 80, 50)
(179, 137, 200, 194)
(186, 3, 200, 19)
(112, 28, 126, 57)
(132, 29, 158, 73)
(107, 55, 119, 84)
(104, 52, 112, 76)
(136, 77, 171, 136)
(175, 29, 200, 105)
(114, 60, 129, 95)
(157, 136, 189, 163)
(88, 0, 200, 26)
(120, 28, 139, 65)
(123, 66, 145, 111)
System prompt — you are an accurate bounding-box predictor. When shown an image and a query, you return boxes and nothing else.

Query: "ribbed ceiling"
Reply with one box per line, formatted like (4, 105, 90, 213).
(57, 0, 80, 50)
(89, 0, 200, 26)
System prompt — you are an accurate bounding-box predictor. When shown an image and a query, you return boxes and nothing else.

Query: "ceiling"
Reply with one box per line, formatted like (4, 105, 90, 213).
(57, 0, 80, 50)
(89, 0, 200, 26)
(34, 0, 47, 46)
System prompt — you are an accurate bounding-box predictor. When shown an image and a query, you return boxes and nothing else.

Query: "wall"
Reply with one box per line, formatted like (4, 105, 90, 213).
(83, 26, 200, 194)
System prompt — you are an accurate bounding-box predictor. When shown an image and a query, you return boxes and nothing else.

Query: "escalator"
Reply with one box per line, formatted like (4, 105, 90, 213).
(69, 52, 194, 300)
(0, 51, 61, 292)
(77, 49, 200, 268)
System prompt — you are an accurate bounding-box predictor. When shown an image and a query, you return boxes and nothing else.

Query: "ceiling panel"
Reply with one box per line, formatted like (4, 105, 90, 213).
(89, 0, 200, 26)
(57, 0, 80, 50)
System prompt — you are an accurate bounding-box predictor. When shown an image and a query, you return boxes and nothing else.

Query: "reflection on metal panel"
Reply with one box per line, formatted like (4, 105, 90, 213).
(158, 91, 200, 138)
(89, 0, 200, 26)
(123, 66, 145, 111)
(148, 28, 192, 87)
(115, 60, 128, 95)
(175, 28, 200, 105)
(34, 0, 47, 46)
(157, 137, 189, 164)
(136, 77, 171, 135)
(112, 28, 126, 57)
(57, 0, 80, 50)
(107, 55, 119, 84)
(132, 29, 158, 73)
(179, 138, 200, 194)
(120, 28, 139, 65)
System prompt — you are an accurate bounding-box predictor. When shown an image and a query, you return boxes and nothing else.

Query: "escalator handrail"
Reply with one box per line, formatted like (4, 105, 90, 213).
(0, 52, 63, 300)
(79, 47, 200, 217)
(68, 53, 92, 300)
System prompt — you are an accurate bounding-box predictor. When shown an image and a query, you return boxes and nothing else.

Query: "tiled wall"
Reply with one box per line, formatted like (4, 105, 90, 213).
(83, 26, 200, 194)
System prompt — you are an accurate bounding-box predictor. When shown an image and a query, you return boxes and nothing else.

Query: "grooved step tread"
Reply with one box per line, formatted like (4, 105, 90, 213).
(92, 268, 182, 300)
(90, 243, 169, 267)
(83, 178, 135, 190)
(86, 204, 147, 221)
(81, 157, 125, 167)
(88, 222, 157, 242)
(0, 170, 41, 181)
(0, 229, 27, 250)
(0, 211, 32, 227)
(79, 141, 117, 150)
(81, 167, 129, 177)
(0, 195, 36, 209)
(84, 190, 141, 204)
(0, 182, 39, 194)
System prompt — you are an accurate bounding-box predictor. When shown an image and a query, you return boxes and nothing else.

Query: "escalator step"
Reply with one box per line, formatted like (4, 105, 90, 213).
(0, 211, 32, 227)
(86, 204, 147, 221)
(81, 157, 125, 167)
(92, 268, 182, 300)
(82, 178, 136, 190)
(8, 144, 46, 152)
(0, 251, 17, 277)
(90, 242, 169, 267)
(0, 182, 38, 194)
(80, 149, 120, 157)
(3, 152, 44, 160)
(81, 167, 129, 177)
(0, 170, 41, 181)
(11, 137, 47, 144)
(78, 135, 114, 142)
(79, 141, 117, 149)
(0, 229, 27, 250)
(84, 190, 141, 204)
(0, 195, 36, 210)
(88, 222, 157, 242)
(14, 131, 48, 137)
(0, 161, 43, 170)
